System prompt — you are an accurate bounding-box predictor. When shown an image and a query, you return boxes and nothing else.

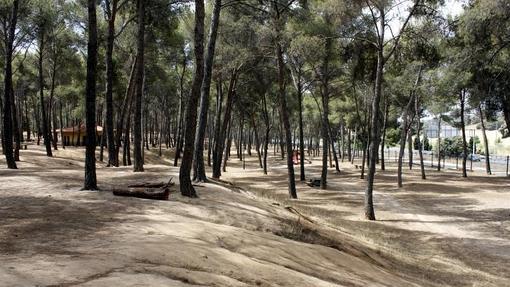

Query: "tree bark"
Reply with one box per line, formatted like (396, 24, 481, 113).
(2, 0, 19, 168)
(437, 114, 442, 171)
(407, 126, 413, 169)
(193, 0, 222, 182)
(262, 93, 270, 175)
(212, 71, 237, 179)
(59, 100, 65, 149)
(38, 28, 53, 157)
(83, 0, 98, 190)
(364, 17, 384, 220)
(12, 85, 21, 160)
(416, 95, 426, 180)
(478, 104, 491, 175)
(115, 55, 137, 165)
(105, 0, 118, 167)
(133, 0, 145, 172)
(251, 115, 263, 168)
(380, 100, 389, 170)
(460, 90, 468, 178)
(179, 0, 205, 197)
(173, 51, 187, 166)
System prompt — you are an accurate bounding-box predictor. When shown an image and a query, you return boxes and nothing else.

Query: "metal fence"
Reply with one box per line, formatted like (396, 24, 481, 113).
(380, 149, 510, 177)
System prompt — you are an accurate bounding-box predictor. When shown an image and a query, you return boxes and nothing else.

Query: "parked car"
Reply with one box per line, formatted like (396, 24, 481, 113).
(467, 154, 481, 161)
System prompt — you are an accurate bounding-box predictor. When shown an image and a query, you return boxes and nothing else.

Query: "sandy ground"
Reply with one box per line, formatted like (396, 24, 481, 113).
(0, 145, 509, 286)
(223, 151, 510, 287)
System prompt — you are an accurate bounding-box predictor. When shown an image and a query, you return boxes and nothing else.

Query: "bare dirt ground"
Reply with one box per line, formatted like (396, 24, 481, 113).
(0, 145, 509, 286)
(223, 152, 510, 287)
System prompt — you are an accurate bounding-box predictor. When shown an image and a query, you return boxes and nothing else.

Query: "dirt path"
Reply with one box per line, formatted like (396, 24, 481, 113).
(1, 146, 425, 287)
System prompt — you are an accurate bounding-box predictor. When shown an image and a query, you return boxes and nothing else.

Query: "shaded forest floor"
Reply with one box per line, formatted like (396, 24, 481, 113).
(0, 145, 509, 286)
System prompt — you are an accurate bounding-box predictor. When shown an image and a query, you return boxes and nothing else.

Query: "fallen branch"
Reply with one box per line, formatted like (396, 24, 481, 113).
(113, 178, 174, 200)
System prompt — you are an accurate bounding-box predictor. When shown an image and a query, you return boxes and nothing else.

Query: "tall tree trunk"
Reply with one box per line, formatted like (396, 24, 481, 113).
(193, 0, 222, 182)
(12, 86, 21, 160)
(0, 91, 4, 155)
(297, 81, 305, 180)
(59, 100, 65, 149)
(133, 0, 145, 172)
(83, 0, 98, 190)
(2, 0, 19, 168)
(49, 58, 58, 151)
(271, 1, 297, 199)
(397, 114, 409, 188)
(328, 122, 340, 173)
(115, 55, 137, 166)
(397, 66, 421, 187)
(407, 128, 413, 170)
(251, 115, 263, 168)
(460, 90, 468, 178)
(105, 0, 118, 167)
(25, 95, 30, 142)
(347, 128, 352, 162)
(222, 119, 232, 173)
(478, 104, 491, 175)
(38, 30, 53, 157)
(416, 95, 426, 180)
(179, 0, 205, 197)
(437, 114, 442, 171)
(173, 52, 187, 166)
(212, 81, 222, 166)
(364, 15, 384, 220)
(275, 42, 297, 198)
(262, 93, 270, 175)
(380, 100, 389, 170)
(100, 111, 106, 162)
(212, 71, 237, 179)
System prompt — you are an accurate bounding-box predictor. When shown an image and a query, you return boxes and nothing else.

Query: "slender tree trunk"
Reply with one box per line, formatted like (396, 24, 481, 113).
(25, 95, 30, 142)
(179, 0, 205, 197)
(52, 100, 58, 151)
(251, 115, 263, 168)
(397, 114, 409, 188)
(105, 0, 118, 167)
(100, 114, 106, 161)
(115, 56, 137, 166)
(38, 31, 53, 157)
(328, 122, 340, 173)
(212, 71, 237, 179)
(347, 128, 352, 162)
(364, 15, 385, 220)
(173, 53, 187, 166)
(275, 43, 297, 198)
(60, 100, 65, 149)
(12, 86, 21, 160)
(83, 0, 98, 190)
(297, 85, 305, 180)
(222, 119, 232, 173)
(380, 100, 389, 170)
(460, 90, 468, 178)
(262, 93, 270, 175)
(437, 114, 442, 171)
(133, 0, 145, 172)
(2, 0, 19, 168)
(478, 104, 491, 175)
(0, 91, 4, 155)
(192, 0, 222, 181)
(49, 59, 58, 151)
(416, 95, 426, 180)
(407, 128, 413, 170)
